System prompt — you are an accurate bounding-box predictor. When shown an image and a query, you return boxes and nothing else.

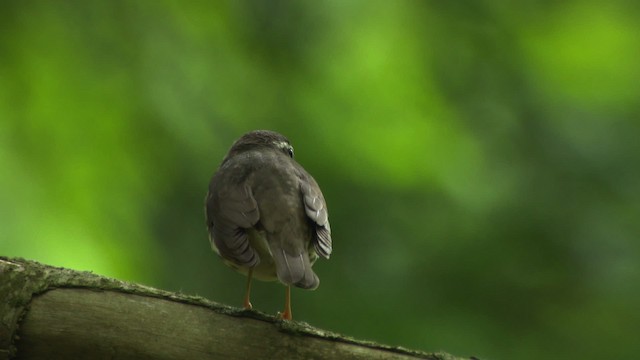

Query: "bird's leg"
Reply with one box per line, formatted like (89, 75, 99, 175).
(243, 267, 253, 310)
(279, 285, 293, 320)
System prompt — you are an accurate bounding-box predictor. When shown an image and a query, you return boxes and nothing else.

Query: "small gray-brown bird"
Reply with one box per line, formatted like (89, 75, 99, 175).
(205, 130, 332, 320)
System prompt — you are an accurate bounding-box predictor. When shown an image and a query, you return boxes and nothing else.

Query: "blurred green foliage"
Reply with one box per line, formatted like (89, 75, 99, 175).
(1, 1, 639, 359)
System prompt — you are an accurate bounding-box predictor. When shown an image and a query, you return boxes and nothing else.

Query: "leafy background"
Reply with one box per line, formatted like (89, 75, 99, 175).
(1, 1, 639, 359)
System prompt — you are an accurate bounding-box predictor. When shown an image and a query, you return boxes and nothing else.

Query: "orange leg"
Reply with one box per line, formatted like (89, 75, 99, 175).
(243, 268, 253, 310)
(280, 285, 292, 320)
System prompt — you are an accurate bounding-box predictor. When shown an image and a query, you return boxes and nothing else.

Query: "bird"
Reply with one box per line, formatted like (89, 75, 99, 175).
(205, 130, 332, 320)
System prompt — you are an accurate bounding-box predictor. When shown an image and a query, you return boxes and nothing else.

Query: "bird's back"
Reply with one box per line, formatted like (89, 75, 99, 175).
(209, 148, 320, 289)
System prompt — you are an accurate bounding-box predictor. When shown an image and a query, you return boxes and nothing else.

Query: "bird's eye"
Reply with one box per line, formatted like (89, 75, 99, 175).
(287, 147, 294, 158)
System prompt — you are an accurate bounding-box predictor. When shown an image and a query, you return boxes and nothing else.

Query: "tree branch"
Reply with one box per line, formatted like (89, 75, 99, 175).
(0, 256, 463, 360)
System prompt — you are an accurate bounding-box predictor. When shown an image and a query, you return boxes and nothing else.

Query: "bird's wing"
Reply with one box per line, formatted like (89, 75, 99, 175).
(300, 176, 332, 259)
(205, 180, 260, 267)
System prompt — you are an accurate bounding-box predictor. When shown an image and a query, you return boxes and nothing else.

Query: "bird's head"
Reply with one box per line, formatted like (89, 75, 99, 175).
(227, 130, 294, 159)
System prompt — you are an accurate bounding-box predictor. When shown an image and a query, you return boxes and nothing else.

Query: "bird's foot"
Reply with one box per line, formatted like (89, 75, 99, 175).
(243, 299, 253, 310)
(277, 309, 292, 321)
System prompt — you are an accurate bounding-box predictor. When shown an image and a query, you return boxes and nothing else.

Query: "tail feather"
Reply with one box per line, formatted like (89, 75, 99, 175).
(270, 246, 319, 290)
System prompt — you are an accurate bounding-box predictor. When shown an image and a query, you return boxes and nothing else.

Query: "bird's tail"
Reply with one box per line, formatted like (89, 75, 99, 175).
(269, 242, 319, 290)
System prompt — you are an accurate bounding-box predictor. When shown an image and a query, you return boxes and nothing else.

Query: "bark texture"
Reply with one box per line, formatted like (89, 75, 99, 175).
(0, 256, 464, 360)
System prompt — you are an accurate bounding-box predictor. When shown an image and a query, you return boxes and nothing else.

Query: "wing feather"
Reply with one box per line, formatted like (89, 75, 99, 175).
(205, 181, 260, 267)
(300, 178, 332, 259)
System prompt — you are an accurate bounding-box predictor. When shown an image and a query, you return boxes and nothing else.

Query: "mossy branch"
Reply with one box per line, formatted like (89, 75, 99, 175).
(0, 256, 463, 360)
